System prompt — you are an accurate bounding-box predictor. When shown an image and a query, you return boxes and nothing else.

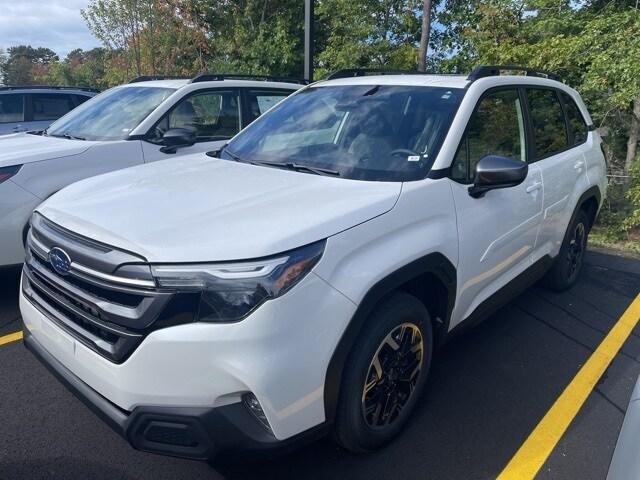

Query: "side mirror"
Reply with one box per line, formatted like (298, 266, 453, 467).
(468, 155, 528, 198)
(159, 128, 196, 154)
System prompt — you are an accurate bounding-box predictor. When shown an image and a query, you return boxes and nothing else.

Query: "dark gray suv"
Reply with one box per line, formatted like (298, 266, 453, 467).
(0, 86, 98, 135)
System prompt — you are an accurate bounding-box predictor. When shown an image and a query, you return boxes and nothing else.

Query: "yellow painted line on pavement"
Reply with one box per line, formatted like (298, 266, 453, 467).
(0, 330, 23, 347)
(498, 293, 640, 480)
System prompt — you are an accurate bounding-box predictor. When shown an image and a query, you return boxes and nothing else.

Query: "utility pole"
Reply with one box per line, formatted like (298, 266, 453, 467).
(418, 0, 432, 72)
(304, 0, 314, 82)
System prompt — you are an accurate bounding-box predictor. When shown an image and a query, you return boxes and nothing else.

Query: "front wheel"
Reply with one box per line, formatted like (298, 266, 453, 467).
(334, 292, 433, 453)
(544, 209, 590, 291)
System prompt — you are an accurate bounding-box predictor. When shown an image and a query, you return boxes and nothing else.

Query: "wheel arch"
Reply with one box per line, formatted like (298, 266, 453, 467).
(323, 252, 456, 423)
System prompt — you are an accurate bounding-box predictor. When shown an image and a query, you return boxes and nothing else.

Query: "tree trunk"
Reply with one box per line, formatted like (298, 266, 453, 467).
(625, 98, 640, 177)
(418, 0, 432, 72)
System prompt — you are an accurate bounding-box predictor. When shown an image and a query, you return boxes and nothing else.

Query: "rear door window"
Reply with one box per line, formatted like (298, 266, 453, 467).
(31, 93, 76, 121)
(0, 94, 25, 123)
(527, 89, 569, 159)
(245, 90, 292, 124)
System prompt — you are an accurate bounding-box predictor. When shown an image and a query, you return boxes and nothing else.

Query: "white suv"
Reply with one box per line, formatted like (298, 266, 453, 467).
(20, 66, 606, 461)
(0, 74, 300, 268)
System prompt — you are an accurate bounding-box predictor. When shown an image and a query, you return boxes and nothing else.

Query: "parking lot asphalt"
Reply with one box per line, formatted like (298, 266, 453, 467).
(0, 247, 639, 480)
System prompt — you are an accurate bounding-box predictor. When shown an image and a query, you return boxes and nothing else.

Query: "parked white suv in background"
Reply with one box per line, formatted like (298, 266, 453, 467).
(0, 74, 301, 268)
(20, 66, 606, 461)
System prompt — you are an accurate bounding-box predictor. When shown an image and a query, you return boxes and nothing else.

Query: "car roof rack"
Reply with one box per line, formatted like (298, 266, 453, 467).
(467, 65, 561, 82)
(128, 75, 190, 84)
(326, 69, 424, 80)
(189, 73, 307, 85)
(0, 85, 100, 93)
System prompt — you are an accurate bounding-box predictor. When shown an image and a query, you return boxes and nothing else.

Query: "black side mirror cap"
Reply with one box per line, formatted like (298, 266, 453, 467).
(160, 128, 196, 154)
(468, 155, 528, 198)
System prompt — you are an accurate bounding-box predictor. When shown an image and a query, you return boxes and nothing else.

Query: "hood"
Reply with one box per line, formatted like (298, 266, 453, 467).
(0, 133, 92, 168)
(37, 155, 402, 262)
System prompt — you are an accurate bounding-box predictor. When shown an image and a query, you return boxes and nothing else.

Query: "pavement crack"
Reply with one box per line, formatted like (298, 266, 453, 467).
(530, 290, 640, 341)
(594, 388, 626, 415)
(514, 305, 640, 366)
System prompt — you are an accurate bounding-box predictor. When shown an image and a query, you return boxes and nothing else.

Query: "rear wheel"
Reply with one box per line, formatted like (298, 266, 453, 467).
(544, 209, 590, 291)
(334, 292, 433, 452)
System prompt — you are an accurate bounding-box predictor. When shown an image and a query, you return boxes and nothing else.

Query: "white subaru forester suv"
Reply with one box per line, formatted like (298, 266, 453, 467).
(20, 66, 606, 461)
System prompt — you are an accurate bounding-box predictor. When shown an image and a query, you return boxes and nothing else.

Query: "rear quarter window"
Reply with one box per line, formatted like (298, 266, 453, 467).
(560, 92, 588, 146)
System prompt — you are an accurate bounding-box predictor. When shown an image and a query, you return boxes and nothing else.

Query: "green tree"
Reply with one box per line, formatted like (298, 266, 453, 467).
(315, 0, 422, 77)
(2, 45, 58, 85)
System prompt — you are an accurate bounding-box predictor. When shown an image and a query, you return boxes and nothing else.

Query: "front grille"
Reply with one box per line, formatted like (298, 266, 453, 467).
(22, 213, 191, 363)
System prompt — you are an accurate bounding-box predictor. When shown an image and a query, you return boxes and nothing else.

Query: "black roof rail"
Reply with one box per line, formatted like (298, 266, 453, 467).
(189, 73, 307, 85)
(128, 75, 190, 84)
(326, 69, 423, 80)
(0, 85, 100, 93)
(467, 65, 561, 82)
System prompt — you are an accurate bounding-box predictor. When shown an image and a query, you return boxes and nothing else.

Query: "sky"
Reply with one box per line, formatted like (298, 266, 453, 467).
(0, 0, 100, 58)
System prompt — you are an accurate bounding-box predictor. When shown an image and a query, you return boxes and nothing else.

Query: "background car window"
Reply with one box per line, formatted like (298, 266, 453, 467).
(153, 90, 240, 142)
(246, 90, 290, 124)
(31, 93, 75, 121)
(560, 92, 588, 145)
(451, 89, 526, 182)
(72, 94, 92, 107)
(47, 86, 174, 141)
(527, 88, 568, 159)
(0, 94, 25, 123)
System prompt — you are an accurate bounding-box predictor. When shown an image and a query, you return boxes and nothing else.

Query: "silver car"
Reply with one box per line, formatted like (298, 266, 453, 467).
(0, 86, 98, 135)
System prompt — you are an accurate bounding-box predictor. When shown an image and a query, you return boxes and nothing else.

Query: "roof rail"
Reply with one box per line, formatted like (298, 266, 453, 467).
(467, 65, 561, 82)
(189, 73, 307, 85)
(326, 69, 422, 80)
(128, 75, 190, 84)
(0, 85, 100, 93)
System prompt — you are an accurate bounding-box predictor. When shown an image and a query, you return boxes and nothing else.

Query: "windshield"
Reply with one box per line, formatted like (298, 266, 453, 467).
(46, 86, 175, 141)
(222, 85, 464, 181)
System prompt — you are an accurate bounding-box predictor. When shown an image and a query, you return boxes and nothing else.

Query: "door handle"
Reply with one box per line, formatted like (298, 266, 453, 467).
(574, 160, 585, 171)
(526, 181, 542, 193)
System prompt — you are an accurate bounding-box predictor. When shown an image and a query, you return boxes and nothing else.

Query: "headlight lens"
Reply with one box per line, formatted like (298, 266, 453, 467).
(151, 240, 325, 322)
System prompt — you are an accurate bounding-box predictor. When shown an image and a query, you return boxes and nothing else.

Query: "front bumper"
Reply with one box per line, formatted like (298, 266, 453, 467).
(24, 328, 326, 460)
(20, 269, 356, 444)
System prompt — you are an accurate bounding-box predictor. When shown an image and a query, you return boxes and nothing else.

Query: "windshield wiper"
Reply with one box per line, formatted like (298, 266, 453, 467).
(250, 160, 341, 177)
(49, 132, 86, 141)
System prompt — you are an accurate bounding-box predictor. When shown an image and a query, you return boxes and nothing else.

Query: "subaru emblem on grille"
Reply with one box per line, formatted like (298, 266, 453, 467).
(49, 247, 72, 276)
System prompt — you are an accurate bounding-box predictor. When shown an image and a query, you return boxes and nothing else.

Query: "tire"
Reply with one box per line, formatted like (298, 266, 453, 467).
(543, 209, 590, 291)
(334, 292, 433, 453)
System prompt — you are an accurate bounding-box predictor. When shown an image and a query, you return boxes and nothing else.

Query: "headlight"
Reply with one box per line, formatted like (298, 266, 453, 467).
(151, 240, 325, 322)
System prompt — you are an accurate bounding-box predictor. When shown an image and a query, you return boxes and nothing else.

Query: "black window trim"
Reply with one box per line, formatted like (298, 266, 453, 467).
(143, 87, 244, 145)
(0, 93, 26, 125)
(448, 85, 530, 185)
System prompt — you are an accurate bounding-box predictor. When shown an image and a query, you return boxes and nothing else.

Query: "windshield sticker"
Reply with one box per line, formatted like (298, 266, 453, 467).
(408, 155, 421, 162)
